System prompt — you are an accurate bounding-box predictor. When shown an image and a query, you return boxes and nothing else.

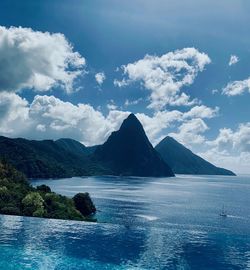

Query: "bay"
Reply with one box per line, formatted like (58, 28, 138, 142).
(0, 175, 249, 269)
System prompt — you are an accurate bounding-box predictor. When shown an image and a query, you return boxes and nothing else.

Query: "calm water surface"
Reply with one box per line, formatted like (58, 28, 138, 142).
(0, 175, 249, 269)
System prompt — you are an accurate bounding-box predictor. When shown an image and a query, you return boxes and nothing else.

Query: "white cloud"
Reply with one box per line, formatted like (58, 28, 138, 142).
(107, 104, 117, 110)
(0, 92, 129, 146)
(0, 92, 31, 135)
(95, 72, 106, 85)
(124, 98, 143, 107)
(114, 47, 211, 110)
(29, 95, 123, 145)
(36, 124, 46, 132)
(222, 78, 250, 96)
(212, 89, 218, 95)
(169, 118, 209, 146)
(137, 110, 183, 144)
(197, 123, 250, 173)
(207, 123, 250, 152)
(228, 55, 239, 66)
(0, 26, 85, 93)
(106, 99, 118, 111)
(0, 91, 220, 148)
(198, 149, 250, 174)
(138, 105, 218, 145)
(156, 105, 219, 148)
(114, 78, 128, 88)
(183, 105, 219, 119)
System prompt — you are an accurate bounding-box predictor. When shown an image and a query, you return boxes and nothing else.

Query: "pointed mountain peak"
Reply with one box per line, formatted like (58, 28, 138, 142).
(161, 136, 176, 143)
(159, 136, 184, 148)
(94, 114, 174, 177)
(120, 113, 142, 128)
(126, 113, 137, 121)
(116, 113, 146, 138)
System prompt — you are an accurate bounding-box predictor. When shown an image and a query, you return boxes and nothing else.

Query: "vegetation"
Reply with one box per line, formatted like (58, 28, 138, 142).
(73, 193, 96, 216)
(155, 136, 236, 176)
(94, 114, 174, 177)
(0, 160, 97, 221)
(0, 136, 106, 178)
(0, 114, 174, 179)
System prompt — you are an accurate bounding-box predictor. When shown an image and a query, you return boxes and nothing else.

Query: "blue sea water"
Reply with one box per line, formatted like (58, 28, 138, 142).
(0, 175, 249, 269)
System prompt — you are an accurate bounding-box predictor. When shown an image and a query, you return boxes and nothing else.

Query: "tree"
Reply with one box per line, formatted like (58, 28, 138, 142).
(73, 193, 96, 216)
(36, 184, 51, 193)
(22, 192, 45, 217)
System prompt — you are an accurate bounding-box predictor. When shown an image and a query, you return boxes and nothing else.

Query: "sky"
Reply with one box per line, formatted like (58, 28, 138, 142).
(0, 0, 250, 173)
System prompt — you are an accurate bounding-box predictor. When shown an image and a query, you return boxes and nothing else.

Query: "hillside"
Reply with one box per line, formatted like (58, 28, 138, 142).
(0, 160, 96, 220)
(94, 114, 174, 177)
(155, 136, 235, 176)
(0, 136, 104, 178)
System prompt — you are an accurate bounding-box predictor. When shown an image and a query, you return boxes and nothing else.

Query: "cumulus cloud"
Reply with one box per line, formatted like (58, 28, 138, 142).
(162, 105, 218, 148)
(95, 72, 106, 85)
(0, 92, 219, 147)
(197, 123, 250, 173)
(137, 110, 183, 144)
(114, 47, 211, 110)
(0, 26, 85, 93)
(137, 105, 218, 145)
(222, 78, 250, 96)
(228, 55, 239, 66)
(167, 119, 250, 173)
(0, 92, 31, 135)
(198, 149, 250, 174)
(106, 100, 118, 111)
(207, 123, 250, 152)
(0, 92, 129, 146)
(29, 95, 127, 145)
(182, 105, 219, 119)
(169, 118, 209, 146)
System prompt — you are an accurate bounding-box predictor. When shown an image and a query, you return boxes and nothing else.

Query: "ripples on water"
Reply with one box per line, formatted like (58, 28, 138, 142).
(0, 175, 249, 269)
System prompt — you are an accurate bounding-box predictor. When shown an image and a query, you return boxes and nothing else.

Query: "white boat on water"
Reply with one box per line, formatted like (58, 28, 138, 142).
(220, 205, 227, 217)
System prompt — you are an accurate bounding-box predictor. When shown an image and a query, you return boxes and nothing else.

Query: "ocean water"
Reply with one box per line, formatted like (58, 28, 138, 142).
(0, 175, 249, 269)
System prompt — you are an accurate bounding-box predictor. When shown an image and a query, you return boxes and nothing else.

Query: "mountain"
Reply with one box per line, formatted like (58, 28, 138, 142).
(55, 138, 88, 156)
(155, 136, 235, 176)
(56, 138, 97, 155)
(0, 115, 175, 178)
(0, 136, 104, 178)
(94, 114, 174, 177)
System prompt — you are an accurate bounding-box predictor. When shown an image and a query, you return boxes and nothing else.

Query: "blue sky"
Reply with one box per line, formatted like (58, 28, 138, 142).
(0, 0, 250, 173)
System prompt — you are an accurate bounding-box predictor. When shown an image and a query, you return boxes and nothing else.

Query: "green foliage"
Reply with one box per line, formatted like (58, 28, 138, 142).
(43, 193, 84, 220)
(1, 206, 21, 215)
(73, 193, 96, 216)
(0, 161, 97, 222)
(22, 192, 46, 217)
(155, 136, 236, 176)
(36, 184, 51, 193)
(0, 136, 104, 178)
(0, 186, 9, 200)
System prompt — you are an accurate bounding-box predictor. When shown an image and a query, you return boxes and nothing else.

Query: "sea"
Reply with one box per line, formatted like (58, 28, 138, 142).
(0, 174, 249, 269)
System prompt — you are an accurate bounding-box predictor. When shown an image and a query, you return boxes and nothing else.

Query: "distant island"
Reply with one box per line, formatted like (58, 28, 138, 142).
(0, 160, 96, 221)
(0, 114, 235, 178)
(155, 136, 235, 176)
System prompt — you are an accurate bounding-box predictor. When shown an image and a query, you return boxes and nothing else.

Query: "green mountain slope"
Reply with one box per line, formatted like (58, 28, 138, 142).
(155, 136, 235, 176)
(94, 114, 174, 177)
(0, 136, 97, 178)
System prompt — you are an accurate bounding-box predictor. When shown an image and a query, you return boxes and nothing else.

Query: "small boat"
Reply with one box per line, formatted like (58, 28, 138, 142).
(219, 205, 227, 217)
